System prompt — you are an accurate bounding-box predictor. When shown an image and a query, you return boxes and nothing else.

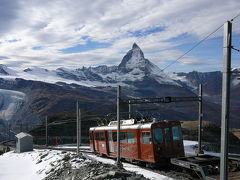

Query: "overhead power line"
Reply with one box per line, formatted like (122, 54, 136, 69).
(230, 12, 240, 22)
(161, 12, 240, 71)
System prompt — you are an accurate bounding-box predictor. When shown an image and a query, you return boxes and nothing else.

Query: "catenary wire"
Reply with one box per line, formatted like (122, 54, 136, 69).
(161, 12, 240, 71)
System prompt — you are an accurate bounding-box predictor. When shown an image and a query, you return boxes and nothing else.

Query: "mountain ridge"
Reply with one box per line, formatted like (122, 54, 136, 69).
(0, 43, 240, 140)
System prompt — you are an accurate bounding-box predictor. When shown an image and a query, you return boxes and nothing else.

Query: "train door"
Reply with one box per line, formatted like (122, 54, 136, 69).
(90, 131, 95, 151)
(108, 131, 114, 153)
(94, 132, 99, 151)
(141, 131, 154, 161)
(172, 125, 184, 156)
(152, 128, 165, 160)
(164, 127, 173, 156)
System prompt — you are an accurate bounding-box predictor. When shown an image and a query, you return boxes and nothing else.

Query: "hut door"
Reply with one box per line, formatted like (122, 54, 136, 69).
(108, 131, 114, 153)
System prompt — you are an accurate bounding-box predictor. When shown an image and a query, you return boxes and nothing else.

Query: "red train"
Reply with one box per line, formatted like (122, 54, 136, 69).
(89, 119, 184, 165)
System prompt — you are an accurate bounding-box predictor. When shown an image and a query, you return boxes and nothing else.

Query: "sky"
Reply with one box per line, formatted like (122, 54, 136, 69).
(0, 0, 240, 72)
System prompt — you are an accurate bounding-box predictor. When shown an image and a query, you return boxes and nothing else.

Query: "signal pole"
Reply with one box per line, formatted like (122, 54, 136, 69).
(45, 116, 48, 147)
(128, 100, 131, 119)
(76, 101, 80, 155)
(220, 21, 232, 180)
(116, 85, 122, 167)
(197, 84, 203, 154)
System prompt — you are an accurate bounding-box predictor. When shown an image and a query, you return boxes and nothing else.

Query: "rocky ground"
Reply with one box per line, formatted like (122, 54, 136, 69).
(0, 146, 200, 180)
(40, 151, 148, 180)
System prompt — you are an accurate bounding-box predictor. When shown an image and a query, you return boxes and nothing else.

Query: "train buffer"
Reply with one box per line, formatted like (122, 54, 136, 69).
(171, 154, 240, 180)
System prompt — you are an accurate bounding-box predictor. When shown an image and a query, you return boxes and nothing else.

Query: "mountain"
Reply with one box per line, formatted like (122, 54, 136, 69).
(0, 43, 239, 140)
(0, 64, 16, 75)
(0, 44, 180, 87)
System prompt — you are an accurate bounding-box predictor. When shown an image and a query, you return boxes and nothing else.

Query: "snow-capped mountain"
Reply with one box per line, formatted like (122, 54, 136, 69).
(0, 64, 16, 76)
(0, 44, 180, 87)
(0, 43, 240, 141)
(0, 43, 239, 95)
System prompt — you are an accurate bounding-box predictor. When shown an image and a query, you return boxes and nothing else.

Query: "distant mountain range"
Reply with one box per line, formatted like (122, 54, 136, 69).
(0, 43, 239, 140)
(1, 43, 240, 91)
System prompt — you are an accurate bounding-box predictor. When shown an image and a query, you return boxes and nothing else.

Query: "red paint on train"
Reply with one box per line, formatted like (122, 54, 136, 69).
(89, 120, 184, 164)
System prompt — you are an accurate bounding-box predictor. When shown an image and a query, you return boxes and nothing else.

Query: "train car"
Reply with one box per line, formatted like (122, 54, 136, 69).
(89, 119, 184, 165)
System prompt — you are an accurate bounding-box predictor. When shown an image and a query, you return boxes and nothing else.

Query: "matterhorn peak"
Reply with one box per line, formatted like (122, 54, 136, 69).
(132, 42, 140, 49)
(118, 43, 147, 71)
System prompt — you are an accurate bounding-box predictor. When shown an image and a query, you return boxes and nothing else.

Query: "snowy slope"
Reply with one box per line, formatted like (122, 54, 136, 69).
(0, 89, 25, 120)
(0, 149, 172, 180)
(1, 141, 238, 180)
(0, 150, 73, 180)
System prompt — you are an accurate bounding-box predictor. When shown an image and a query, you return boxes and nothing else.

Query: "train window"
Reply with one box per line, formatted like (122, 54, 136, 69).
(153, 129, 163, 144)
(127, 132, 135, 144)
(95, 132, 99, 140)
(112, 132, 117, 141)
(164, 128, 171, 144)
(99, 132, 105, 141)
(108, 131, 113, 141)
(120, 132, 127, 143)
(172, 125, 182, 140)
(142, 131, 152, 144)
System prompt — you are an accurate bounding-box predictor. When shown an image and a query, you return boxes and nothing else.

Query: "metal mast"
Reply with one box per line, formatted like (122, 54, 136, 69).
(128, 100, 131, 119)
(116, 85, 122, 167)
(220, 21, 232, 180)
(197, 84, 203, 154)
(77, 101, 80, 155)
(45, 116, 48, 147)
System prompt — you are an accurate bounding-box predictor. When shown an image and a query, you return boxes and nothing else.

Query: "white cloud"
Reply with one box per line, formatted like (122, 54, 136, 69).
(0, 0, 239, 71)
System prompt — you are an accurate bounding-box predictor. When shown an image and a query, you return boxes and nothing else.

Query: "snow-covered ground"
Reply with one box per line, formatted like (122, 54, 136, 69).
(0, 149, 65, 180)
(0, 148, 172, 180)
(1, 140, 238, 180)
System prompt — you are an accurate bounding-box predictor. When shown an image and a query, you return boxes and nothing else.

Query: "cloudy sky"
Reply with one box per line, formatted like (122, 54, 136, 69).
(0, 0, 240, 72)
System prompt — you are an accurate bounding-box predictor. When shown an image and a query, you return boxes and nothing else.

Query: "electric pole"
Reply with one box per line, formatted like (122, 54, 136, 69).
(128, 100, 131, 119)
(197, 84, 203, 154)
(76, 101, 80, 155)
(220, 21, 232, 180)
(116, 85, 122, 167)
(45, 116, 48, 147)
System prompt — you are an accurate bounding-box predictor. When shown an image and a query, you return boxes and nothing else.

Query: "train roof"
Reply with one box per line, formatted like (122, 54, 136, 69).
(90, 119, 180, 131)
(90, 123, 152, 131)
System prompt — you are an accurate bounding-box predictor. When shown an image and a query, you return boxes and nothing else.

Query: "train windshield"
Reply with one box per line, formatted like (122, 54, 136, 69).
(172, 125, 182, 140)
(153, 128, 163, 144)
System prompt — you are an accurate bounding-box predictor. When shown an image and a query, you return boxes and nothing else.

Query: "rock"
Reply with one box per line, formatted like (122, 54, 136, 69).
(36, 159, 42, 164)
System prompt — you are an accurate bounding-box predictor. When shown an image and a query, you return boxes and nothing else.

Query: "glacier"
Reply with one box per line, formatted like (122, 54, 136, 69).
(0, 89, 25, 121)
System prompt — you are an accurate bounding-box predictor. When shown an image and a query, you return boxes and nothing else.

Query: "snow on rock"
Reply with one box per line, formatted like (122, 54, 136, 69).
(0, 89, 25, 121)
(118, 43, 147, 71)
(0, 150, 89, 180)
(0, 149, 174, 180)
(0, 149, 63, 180)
